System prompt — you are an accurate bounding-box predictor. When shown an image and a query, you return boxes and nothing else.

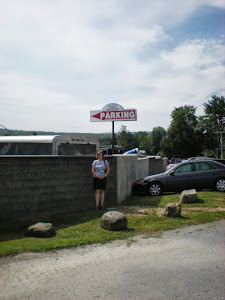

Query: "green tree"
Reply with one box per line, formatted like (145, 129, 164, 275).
(99, 136, 112, 146)
(150, 126, 166, 155)
(133, 131, 148, 151)
(161, 105, 202, 158)
(203, 95, 225, 131)
(117, 125, 137, 151)
(197, 115, 217, 156)
(203, 95, 225, 158)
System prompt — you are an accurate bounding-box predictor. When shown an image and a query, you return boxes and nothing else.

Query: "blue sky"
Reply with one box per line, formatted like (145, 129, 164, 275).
(0, 0, 224, 133)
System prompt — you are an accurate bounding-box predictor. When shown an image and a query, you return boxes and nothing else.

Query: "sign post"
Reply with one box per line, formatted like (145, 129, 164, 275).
(90, 103, 137, 154)
(112, 121, 115, 154)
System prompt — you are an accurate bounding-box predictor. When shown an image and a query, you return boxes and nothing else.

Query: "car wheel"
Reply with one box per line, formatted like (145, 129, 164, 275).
(148, 182, 163, 196)
(215, 178, 225, 192)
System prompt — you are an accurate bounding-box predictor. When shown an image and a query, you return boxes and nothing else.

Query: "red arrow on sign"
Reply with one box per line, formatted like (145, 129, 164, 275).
(92, 112, 102, 119)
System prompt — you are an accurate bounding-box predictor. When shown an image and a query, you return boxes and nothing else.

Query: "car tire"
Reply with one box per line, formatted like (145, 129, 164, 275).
(215, 178, 225, 192)
(148, 182, 163, 196)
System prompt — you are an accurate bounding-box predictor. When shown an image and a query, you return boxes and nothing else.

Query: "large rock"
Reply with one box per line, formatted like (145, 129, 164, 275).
(24, 222, 56, 238)
(101, 211, 127, 231)
(179, 189, 197, 204)
(162, 202, 181, 218)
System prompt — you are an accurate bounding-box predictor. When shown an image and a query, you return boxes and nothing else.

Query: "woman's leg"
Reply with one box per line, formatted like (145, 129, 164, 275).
(100, 190, 105, 208)
(95, 190, 100, 208)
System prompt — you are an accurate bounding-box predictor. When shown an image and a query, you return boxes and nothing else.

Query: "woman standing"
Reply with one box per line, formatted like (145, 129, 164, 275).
(92, 151, 110, 210)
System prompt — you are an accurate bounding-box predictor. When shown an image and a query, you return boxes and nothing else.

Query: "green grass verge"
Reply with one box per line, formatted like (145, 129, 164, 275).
(0, 191, 224, 257)
(123, 190, 225, 208)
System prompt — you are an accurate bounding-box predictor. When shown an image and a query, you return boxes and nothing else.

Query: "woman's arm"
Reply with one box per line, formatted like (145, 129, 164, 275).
(105, 164, 110, 177)
(92, 165, 99, 178)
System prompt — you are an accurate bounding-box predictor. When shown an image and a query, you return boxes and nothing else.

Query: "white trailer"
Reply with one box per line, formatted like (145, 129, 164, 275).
(0, 134, 99, 155)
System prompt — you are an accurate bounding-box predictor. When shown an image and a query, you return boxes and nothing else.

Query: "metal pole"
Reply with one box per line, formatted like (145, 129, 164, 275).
(112, 121, 114, 155)
(216, 132, 224, 159)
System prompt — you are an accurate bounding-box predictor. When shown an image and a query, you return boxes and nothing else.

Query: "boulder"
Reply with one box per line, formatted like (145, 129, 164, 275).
(179, 189, 197, 204)
(162, 202, 181, 218)
(101, 211, 127, 231)
(24, 222, 56, 238)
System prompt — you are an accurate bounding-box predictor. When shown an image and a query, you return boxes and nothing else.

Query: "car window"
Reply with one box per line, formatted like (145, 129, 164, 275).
(171, 158, 182, 164)
(195, 162, 215, 171)
(174, 164, 192, 174)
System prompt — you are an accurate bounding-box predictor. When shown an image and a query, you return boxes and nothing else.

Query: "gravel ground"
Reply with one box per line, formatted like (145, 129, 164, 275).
(0, 220, 225, 300)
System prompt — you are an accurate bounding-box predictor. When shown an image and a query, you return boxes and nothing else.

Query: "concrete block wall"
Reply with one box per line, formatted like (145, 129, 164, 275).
(0, 155, 166, 222)
(148, 157, 168, 175)
(116, 155, 149, 203)
(116, 155, 167, 203)
(0, 156, 117, 222)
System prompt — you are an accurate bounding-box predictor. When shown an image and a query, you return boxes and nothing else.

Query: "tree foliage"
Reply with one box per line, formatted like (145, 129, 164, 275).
(203, 95, 225, 132)
(116, 126, 165, 154)
(117, 126, 138, 151)
(197, 115, 217, 155)
(203, 95, 225, 157)
(116, 96, 224, 157)
(150, 127, 166, 155)
(161, 105, 203, 158)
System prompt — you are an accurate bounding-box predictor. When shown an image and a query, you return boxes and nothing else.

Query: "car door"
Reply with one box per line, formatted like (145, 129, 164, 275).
(165, 163, 193, 191)
(188, 161, 218, 190)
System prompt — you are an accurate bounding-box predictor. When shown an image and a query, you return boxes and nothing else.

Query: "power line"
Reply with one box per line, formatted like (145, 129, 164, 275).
(0, 125, 15, 136)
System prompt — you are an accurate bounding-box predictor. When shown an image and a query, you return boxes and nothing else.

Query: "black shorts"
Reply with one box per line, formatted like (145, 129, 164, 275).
(93, 177, 107, 190)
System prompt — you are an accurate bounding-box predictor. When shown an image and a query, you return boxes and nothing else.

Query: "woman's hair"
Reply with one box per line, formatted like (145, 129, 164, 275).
(96, 151, 104, 159)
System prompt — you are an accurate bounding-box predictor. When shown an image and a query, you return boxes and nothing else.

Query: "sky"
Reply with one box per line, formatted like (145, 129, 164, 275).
(0, 0, 225, 134)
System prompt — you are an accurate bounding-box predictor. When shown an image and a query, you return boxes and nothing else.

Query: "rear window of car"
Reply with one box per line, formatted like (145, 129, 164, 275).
(195, 162, 215, 171)
(171, 158, 182, 163)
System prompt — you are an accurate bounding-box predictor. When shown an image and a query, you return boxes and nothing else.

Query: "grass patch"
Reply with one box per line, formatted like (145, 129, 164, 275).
(0, 191, 224, 257)
(126, 191, 225, 208)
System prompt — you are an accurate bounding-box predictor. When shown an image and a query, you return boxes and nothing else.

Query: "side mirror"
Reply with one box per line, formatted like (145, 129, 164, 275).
(170, 171, 174, 176)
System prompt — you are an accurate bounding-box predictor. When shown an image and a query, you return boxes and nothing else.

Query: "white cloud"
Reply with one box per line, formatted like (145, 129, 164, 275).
(143, 39, 225, 114)
(117, 38, 225, 130)
(161, 39, 225, 70)
(0, 1, 224, 133)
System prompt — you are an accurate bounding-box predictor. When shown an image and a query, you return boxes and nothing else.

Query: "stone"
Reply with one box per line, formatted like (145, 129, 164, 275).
(162, 202, 181, 218)
(24, 222, 56, 238)
(179, 189, 197, 204)
(101, 211, 127, 231)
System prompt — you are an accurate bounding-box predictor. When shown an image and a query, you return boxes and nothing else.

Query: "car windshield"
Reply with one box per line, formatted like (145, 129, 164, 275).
(164, 165, 177, 174)
(164, 162, 191, 174)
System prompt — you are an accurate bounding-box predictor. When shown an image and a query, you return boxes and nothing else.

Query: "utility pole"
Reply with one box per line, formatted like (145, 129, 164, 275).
(215, 131, 224, 159)
(220, 131, 223, 159)
(215, 117, 225, 159)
